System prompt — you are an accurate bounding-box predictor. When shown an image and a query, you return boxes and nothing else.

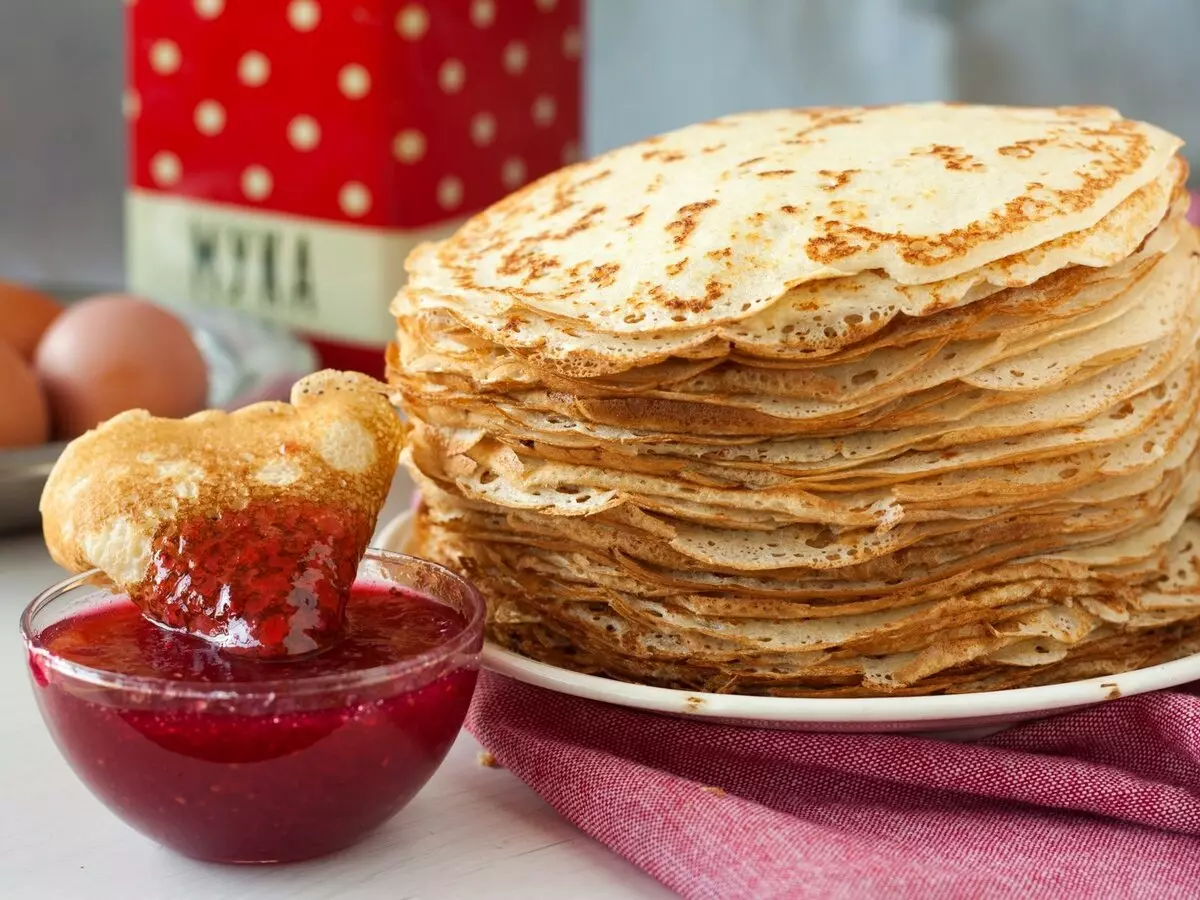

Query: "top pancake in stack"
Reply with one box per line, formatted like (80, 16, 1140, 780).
(389, 103, 1200, 696)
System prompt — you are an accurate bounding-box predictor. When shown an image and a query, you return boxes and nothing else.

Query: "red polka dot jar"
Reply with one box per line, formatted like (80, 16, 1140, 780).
(125, 0, 584, 377)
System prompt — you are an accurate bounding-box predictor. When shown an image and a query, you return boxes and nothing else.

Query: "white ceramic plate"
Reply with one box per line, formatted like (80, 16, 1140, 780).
(377, 511, 1200, 735)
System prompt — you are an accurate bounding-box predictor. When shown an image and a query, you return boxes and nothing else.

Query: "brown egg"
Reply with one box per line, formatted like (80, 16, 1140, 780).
(0, 281, 63, 361)
(35, 294, 209, 440)
(0, 340, 50, 447)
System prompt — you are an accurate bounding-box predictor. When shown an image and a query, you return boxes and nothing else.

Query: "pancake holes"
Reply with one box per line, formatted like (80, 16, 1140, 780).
(851, 369, 878, 385)
(805, 528, 836, 549)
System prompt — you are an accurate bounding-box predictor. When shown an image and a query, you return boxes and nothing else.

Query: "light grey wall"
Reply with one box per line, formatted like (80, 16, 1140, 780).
(3, 0, 1199, 288)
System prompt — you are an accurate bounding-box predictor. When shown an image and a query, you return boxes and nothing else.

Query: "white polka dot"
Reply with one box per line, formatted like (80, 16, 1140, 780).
(470, 0, 495, 28)
(150, 151, 182, 187)
(123, 89, 141, 121)
(339, 182, 372, 218)
(393, 129, 426, 163)
(438, 58, 466, 94)
(238, 51, 270, 86)
(503, 41, 528, 75)
(193, 100, 226, 136)
(562, 140, 581, 164)
(562, 26, 582, 59)
(531, 94, 556, 127)
(437, 176, 464, 210)
(193, 0, 224, 18)
(288, 115, 321, 151)
(339, 64, 371, 99)
(396, 4, 429, 40)
(149, 39, 181, 75)
(241, 165, 273, 201)
(287, 0, 320, 31)
(470, 112, 497, 146)
(501, 157, 527, 189)
(535, 0, 557, 10)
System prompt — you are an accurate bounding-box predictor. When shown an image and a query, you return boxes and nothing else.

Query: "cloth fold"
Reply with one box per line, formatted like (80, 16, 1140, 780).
(467, 671, 1200, 899)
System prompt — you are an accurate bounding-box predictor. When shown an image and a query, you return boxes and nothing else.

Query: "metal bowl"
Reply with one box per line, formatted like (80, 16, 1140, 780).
(0, 298, 318, 535)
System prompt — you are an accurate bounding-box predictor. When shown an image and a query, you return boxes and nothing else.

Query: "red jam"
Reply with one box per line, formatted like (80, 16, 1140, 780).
(29, 583, 478, 863)
(140, 500, 373, 659)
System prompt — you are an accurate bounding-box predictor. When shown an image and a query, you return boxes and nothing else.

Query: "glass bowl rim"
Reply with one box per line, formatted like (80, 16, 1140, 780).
(19, 547, 486, 701)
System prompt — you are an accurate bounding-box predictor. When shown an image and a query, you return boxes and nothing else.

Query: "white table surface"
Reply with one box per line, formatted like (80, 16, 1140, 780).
(0, 477, 669, 899)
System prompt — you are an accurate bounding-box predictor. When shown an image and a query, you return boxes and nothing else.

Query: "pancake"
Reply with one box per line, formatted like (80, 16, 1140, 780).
(389, 103, 1200, 697)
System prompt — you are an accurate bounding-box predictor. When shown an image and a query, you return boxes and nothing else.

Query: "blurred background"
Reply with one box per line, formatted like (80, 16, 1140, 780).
(2, 0, 1198, 289)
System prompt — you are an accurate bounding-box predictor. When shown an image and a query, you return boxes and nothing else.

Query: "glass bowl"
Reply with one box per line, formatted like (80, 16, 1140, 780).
(21, 549, 485, 864)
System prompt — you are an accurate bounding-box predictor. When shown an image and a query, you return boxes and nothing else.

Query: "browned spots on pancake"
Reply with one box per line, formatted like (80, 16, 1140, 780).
(497, 249, 560, 281)
(999, 138, 1051, 159)
(737, 156, 766, 168)
(912, 144, 986, 172)
(642, 148, 686, 163)
(647, 173, 665, 194)
(829, 199, 868, 222)
(706, 247, 733, 261)
(805, 120, 1154, 267)
(701, 143, 726, 154)
(666, 199, 717, 248)
(783, 112, 862, 146)
(756, 169, 796, 178)
(625, 207, 648, 227)
(575, 168, 613, 189)
(818, 168, 860, 191)
(560, 204, 607, 239)
(589, 262, 620, 287)
(651, 277, 728, 315)
(665, 258, 688, 276)
(501, 314, 528, 333)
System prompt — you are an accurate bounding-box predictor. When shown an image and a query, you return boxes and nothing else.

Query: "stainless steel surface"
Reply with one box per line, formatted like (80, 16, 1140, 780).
(0, 300, 318, 536)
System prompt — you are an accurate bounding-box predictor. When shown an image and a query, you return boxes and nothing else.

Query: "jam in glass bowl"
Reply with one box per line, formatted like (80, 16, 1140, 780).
(21, 548, 485, 863)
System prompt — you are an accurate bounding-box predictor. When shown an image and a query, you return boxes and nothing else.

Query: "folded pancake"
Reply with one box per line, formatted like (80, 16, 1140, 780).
(42, 370, 404, 658)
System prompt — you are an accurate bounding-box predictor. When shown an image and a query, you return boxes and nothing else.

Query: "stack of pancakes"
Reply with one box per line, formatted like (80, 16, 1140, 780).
(389, 103, 1200, 696)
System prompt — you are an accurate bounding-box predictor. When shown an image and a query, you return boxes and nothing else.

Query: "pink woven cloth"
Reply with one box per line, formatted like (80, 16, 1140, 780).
(467, 672, 1200, 899)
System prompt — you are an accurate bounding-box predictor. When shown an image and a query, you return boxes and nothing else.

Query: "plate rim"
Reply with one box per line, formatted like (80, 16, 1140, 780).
(376, 510, 1200, 724)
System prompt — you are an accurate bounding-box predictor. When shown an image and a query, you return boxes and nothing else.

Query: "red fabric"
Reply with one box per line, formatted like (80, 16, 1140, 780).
(467, 671, 1200, 899)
